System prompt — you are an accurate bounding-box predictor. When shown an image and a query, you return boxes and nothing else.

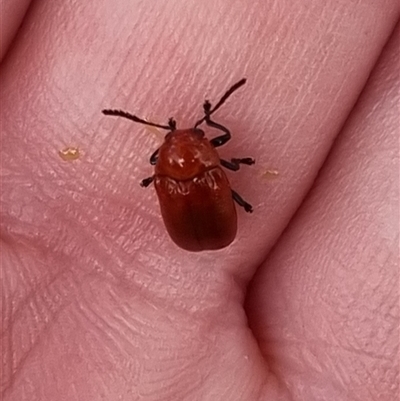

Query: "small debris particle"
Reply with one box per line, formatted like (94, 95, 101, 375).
(59, 147, 80, 161)
(262, 169, 279, 179)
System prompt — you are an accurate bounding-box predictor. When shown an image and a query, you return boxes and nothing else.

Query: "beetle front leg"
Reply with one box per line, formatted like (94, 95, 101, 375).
(231, 190, 253, 213)
(140, 176, 154, 187)
(201, 101, 232, 148)
(150, 149, 159, 165)
(221, 158, 255, 171)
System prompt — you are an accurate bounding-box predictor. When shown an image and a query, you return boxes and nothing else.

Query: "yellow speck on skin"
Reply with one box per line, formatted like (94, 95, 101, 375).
(262, 169, 279, 179)
(59, 147, 80, 161)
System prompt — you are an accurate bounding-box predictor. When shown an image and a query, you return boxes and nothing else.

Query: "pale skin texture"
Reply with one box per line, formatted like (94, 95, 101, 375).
(1, 1, 399, 400)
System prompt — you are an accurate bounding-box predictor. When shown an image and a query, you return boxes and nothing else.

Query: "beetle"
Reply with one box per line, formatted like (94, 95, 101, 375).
(102, 78, 254, 251)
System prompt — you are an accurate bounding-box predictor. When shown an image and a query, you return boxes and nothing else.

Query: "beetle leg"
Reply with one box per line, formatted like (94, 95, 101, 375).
(140, 176, 154, 187)
(204, 112, 232, 148)
(150, 148, 159, 165)
(232, 157, 255, 165)
(221, 158, 255, 171)
(231, 190, 253, 213)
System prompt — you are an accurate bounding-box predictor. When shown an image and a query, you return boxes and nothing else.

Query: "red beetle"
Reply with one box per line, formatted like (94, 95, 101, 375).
(102, 78, 254, 251)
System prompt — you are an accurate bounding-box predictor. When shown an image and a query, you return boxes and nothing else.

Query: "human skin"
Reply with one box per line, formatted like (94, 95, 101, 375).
(1, 1, 399, 400)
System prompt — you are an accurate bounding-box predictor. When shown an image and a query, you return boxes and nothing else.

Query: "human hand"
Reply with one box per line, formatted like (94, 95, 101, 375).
(1, 1, 399, 400)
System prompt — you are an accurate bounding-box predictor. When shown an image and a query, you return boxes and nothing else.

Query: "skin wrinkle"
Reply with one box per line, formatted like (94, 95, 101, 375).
(2, 1, 400, 400)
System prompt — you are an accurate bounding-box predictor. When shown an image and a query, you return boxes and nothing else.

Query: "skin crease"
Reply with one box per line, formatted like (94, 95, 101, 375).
(0, 0, 399, 400)
(0, 0, 32, 59)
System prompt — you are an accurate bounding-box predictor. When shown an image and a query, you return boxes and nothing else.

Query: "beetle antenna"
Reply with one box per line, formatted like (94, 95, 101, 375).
(208, 78, 247, 115)
(102, 109, 171, 130)
(168, 118, 177, 130)
(194, 78, 246, 127)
